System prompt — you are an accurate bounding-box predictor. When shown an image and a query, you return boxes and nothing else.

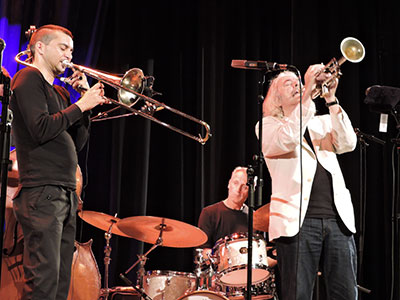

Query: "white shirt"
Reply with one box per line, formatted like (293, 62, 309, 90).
(256, 103, 357, 241)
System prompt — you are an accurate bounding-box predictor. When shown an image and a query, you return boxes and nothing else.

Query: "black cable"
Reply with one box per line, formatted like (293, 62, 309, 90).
(78, 118, 92, 242)
(294, 69, 303, 300)
(390, 129, 399, 300)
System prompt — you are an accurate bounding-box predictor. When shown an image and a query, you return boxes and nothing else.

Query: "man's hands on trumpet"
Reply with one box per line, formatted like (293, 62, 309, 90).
(303, 64, 340, 112)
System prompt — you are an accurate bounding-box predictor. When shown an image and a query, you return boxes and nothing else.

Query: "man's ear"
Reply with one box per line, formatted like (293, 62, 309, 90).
(35, 41, 45, 56)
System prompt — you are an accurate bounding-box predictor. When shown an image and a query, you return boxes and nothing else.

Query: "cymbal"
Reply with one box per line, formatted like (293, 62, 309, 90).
(78, 210, 131, 237)
(253, 203, 270, 232)
(117, 216, 208, 248)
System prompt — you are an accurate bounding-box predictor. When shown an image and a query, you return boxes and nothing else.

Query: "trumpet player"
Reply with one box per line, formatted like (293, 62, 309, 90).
(10, 24, 106, 300)
(256, 65, 358, 300)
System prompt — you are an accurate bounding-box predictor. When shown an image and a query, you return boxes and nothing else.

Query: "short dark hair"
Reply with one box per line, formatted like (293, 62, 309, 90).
(29, 25, 73, 59)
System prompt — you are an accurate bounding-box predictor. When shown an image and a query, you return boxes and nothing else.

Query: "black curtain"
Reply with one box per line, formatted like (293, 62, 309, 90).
(1, 0, 399, 299)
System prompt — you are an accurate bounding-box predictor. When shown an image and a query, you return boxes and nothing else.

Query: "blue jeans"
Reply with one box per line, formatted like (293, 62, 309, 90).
(275, 218, 358, 300)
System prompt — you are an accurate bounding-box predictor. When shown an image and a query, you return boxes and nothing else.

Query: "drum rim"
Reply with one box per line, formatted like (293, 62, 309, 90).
(216, 264, 270, 287)
(213, 232, 265, 249)
(177, 290, 229, 300)
(144, 270, 197, 278)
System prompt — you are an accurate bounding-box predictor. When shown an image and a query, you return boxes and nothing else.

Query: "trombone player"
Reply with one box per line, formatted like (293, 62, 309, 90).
(10, 24, 106, 300)
(256, 64, 358, 300)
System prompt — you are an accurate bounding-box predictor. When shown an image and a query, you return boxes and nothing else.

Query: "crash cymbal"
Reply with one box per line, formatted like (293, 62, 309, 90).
(253, 203, 270, 232)
(117, 216, 208, 248)
(78, 210, 131, 237)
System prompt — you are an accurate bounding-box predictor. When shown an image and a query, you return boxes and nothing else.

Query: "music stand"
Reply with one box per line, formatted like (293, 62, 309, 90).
(364, 86, 400, 300)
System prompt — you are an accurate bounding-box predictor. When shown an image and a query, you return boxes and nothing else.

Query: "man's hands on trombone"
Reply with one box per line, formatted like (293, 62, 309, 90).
(68, 70, 90, 92)
(75, 81, 107, 112)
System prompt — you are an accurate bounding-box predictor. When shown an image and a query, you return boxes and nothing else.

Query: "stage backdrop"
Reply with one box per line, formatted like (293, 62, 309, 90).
(1, 0, 399, 299)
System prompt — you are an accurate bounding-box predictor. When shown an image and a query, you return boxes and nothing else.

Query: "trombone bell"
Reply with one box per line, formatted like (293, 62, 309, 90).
(118, 68, 145, 106)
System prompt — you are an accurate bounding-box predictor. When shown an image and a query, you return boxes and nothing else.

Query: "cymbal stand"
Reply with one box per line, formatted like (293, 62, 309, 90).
(119, 218, 167, 300)
(100, 217, 117, 299)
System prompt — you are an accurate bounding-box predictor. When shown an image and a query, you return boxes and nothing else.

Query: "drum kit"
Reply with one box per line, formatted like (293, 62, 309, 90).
(78, 203, 276, 300)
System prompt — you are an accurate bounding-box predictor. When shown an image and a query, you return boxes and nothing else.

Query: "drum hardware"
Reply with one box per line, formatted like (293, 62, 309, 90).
(78, 210, 150, 300)
(193, 249, 217, 291)
(117, 217, 208, 300)
(120, 218, 168, 300)
(101, 214, 118, 299)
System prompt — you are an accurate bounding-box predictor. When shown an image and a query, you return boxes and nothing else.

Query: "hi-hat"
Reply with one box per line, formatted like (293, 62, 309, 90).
(78, 210, 131, 237)
(253, 203, 270, 232)
(117, 216, 208, 248)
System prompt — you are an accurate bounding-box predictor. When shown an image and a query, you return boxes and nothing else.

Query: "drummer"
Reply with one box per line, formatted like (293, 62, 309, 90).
(197, 166, 275, 266)
(198, 166, 249, 255)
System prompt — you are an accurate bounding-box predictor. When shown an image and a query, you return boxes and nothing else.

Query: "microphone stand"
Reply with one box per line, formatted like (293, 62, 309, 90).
(246, 166, 255, 300)
(245, 73, 267, 300)
(0, 69, 12, 283)
(354, 128, 383, 299)
(390, 108, 400, 300)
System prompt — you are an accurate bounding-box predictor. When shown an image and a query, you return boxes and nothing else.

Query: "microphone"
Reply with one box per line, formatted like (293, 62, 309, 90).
(0, 38, 5, 83)
(231, 60, 295, 71)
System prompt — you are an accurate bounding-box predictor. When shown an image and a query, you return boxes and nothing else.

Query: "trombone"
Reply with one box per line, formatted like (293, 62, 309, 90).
(15, 50, 212, 145)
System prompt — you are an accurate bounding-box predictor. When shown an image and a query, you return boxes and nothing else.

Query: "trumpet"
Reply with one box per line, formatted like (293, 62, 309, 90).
(312, 37, 365, 99)
(15, 50, 211, 145)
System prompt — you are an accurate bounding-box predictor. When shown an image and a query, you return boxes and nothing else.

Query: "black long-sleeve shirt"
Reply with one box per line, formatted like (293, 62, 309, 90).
(10, 67, 90, 189)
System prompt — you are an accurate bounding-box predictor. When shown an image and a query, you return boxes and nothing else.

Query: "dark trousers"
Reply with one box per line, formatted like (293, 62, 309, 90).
(13, 185, 77, 300)
(275, 218, 358, 300)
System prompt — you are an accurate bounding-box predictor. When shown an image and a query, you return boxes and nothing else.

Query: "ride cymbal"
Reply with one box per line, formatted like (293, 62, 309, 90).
(117, 216, 208, 248)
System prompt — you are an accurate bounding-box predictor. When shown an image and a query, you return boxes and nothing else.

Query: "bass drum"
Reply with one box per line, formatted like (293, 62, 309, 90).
(178, 291, 229, 300)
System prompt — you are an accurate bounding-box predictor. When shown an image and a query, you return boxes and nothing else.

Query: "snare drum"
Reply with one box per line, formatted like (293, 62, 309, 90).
(143, 270, 196, 300)
(213, 233, 269, 286)
(177, 290, 229, 300)
(217, 269, 276, 300)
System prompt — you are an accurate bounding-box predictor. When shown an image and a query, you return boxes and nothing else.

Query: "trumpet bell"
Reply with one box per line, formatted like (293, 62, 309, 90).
(118, 68, 145, 106)
(340, 37, 365, 63)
